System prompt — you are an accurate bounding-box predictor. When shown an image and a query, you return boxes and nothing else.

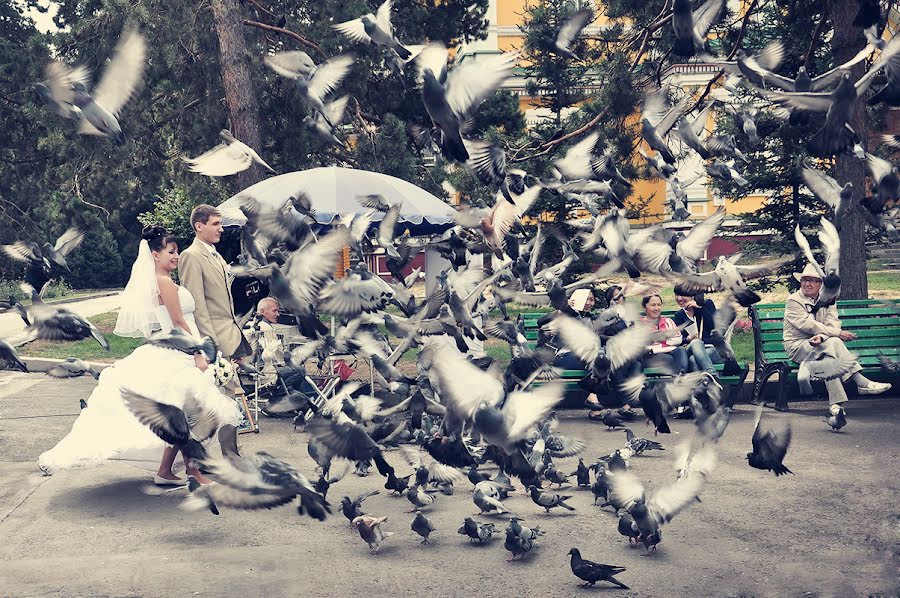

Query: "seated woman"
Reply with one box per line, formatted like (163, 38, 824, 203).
(641, 294, 688, 374)
(672, 290, 722, 374)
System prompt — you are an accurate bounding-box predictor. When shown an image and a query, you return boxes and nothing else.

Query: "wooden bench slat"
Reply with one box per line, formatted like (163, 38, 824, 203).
(761, 347, 900, 362)
(759, 317, 900, 331)
(762, 337, 900, 352)
(760, 328, 900, 342)
(755, 307, 900, 320)
(754, 300, 898, 310)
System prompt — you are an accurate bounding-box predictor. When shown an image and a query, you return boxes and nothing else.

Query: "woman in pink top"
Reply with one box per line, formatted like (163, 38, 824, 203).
(641, 294, 689, 374)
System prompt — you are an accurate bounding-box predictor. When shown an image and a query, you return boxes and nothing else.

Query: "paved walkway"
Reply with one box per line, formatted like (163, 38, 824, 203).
(0, 372, 898, 597)
(0, 293, 121, 345)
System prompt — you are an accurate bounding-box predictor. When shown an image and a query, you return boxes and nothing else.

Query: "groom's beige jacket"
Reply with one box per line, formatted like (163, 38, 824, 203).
(179, 238, 247, 358)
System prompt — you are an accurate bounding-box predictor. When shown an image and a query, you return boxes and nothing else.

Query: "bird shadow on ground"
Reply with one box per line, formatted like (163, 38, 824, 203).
(46, 479, 177, 520)
(367, 544, 400, 556)
(162, 528, 221, 546)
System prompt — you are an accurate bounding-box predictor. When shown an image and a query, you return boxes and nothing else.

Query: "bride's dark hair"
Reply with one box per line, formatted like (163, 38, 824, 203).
(141, 225, 176, 252)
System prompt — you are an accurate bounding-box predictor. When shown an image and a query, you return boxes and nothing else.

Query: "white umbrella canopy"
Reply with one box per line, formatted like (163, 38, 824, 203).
(218, 167, 457, 235)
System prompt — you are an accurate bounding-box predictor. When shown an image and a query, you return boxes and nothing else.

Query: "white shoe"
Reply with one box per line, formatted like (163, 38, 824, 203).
(153, 475, 187, 486)
(857, 381, 892, 395)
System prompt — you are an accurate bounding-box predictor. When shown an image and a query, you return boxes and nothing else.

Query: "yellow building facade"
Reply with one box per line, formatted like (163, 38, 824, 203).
(456, 0, 770, 229)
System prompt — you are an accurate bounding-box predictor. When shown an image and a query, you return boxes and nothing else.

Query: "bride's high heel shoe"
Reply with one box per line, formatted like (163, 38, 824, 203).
(153, 474, 186, 486)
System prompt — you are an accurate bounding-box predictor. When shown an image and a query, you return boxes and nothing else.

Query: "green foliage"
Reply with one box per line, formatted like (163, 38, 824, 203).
(3, 0, 494, 289)
(137, 184, 204, 249)
(64, 227, 125, 289)
(0, 279, 29, 303)
(521, 0, 604, 123)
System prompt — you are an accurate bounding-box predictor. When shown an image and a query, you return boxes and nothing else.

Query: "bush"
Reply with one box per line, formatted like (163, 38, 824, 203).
(64, 227, 126, 289)
(0, 278, 71, 301)
(42, 279, 73, 299)
(0, 279, 28, 302)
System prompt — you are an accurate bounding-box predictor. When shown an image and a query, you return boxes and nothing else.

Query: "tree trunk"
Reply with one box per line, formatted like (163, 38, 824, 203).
(210, 0, 266, 192)
(826, 0, 869, 299)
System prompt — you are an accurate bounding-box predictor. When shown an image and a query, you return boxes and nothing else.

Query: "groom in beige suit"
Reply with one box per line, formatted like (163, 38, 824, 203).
(179, 204, 249, 361)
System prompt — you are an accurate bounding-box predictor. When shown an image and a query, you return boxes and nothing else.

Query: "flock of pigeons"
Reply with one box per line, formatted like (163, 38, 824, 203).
(1, 0, 899, 589)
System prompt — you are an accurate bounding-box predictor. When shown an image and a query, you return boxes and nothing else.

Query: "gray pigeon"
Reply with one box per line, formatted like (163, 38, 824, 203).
(411, 510, 435, 544)
(825, 404, 848, 432)
(406, 484, 436, 512)
(767, 37, 900, 156)
(46, 358, 100, 380)
(304, 95, 349, 147)
(568, 548, 629, 589)
(182, 130, 275, 177)
(552, 8, 593, 60)
(504, 528, 533, 561)
(458, 517, 495, 543)
(473, 485, 511, 515)
(797, 345, 858, 395)
(527, 485, 575, 513)
(2, 227, 85, 272)
(416, 43, 517, 162)
(35, 61, 89, 120)
(641, 87, 690, 165)
(333, 0, 411, 60)
(801, 166, 851, 229)
(672, 0, 724, 58)
(71, 27, 147, 144)
(265, 53, 354, 128)
(0, 340, 27, 372)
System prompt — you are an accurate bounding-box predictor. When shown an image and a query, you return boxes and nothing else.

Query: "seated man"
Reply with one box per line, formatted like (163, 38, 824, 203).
(783, 264, 890, 415)
(244, 297, 319, 415)
(672, 289, 741, 375)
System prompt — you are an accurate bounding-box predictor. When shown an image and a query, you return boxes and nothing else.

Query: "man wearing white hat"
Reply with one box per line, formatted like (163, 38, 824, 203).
(783, 263, 891, 412)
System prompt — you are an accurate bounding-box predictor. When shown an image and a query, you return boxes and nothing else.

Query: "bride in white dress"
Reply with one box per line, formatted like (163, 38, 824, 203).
(38, 226, 241, 484)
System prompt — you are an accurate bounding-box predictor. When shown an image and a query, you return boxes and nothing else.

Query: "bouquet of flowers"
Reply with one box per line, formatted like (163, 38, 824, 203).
(211, 352, 236, 387)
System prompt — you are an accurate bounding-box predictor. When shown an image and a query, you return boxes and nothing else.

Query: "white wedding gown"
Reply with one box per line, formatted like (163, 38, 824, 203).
(38, 286, 242, 474)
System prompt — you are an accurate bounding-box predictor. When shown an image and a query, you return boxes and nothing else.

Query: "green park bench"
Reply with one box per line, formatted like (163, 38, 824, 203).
(749, 299, 900, 411)
(518, 310, 750, 406)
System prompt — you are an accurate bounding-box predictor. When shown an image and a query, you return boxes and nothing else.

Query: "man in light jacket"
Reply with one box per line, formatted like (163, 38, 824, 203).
(783, 263, 890, 411)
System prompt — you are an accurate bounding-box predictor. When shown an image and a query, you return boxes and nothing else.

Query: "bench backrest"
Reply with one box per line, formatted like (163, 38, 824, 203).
(749, 299, 900, 365)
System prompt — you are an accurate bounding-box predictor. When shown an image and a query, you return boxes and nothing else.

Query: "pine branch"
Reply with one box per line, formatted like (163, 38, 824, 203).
(802, 3, 829, 67)
(242, 20, 328, 60)
(686, 0, 762, 114)
(244, 0, 276, 19)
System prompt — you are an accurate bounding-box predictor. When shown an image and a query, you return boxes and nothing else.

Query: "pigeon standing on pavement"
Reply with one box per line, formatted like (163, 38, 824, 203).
(825, 404, 848, 432)
(458, 517, 495, 543)
(572, 458, 591, 488)
(411, 510, 436, 544)
(567, 548, 629, 589)
(527, 485, 576, 513)
(353, 515, 393, 551)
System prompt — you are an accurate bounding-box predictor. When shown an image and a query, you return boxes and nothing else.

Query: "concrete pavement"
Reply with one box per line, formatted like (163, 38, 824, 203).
(0, 372, 898, 597)
(0, 292, 122, 345)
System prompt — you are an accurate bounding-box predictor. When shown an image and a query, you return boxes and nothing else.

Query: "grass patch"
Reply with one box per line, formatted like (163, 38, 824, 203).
(16, 268, 897, 365)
